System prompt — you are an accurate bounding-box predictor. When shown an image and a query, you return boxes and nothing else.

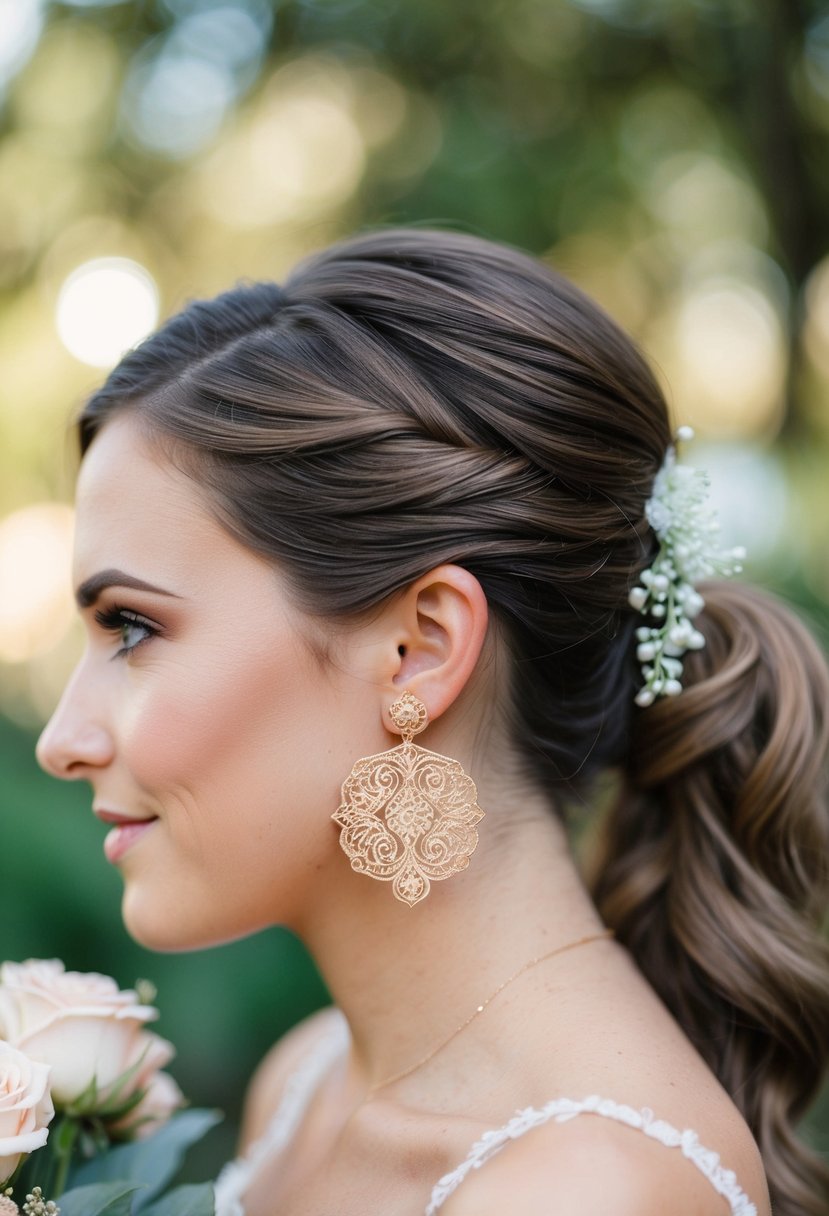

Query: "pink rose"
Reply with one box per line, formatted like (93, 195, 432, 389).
(0, 961, 170, 1112)
(0, 1040, 54, 1185)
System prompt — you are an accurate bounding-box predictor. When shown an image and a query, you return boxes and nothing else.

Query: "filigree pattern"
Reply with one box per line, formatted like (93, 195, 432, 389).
(332, 739, 484, 907)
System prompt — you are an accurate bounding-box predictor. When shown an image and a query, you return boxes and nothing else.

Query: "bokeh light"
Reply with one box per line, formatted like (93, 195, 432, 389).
(120, 47, 237, 159)
(55, 257, 160, 368)
(197, 58, 368, 228)
(689, 441, 791, 565)
(0, 0, 44, 91)
(118, 4, 272, 158)
(644, 242, 789, 439)
(643, 153, 769, 250)
(172, 4, 271, 84)
(670, 278, 786, 432)
(0, 504, 75, 665)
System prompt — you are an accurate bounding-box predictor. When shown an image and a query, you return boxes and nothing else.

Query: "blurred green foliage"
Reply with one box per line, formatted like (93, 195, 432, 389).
(1, 0, 829, 1183)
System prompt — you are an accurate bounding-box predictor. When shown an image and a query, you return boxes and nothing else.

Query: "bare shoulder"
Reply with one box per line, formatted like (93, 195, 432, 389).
(438, 1109, 768, 1216)
(238, 1004, 346, 1152)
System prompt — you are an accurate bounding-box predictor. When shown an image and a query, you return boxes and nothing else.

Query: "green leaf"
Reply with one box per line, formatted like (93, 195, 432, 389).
(54, 1115, 81, 1156)
(141, 1183, 215, 1216)
(65, 1109, 222, 1210)
(97, 1083, 150, 1124)
(68, 1048, 150, 1120)
(93, 1048, 153, 1118)
(65, 1072, 99, 1118)
(57, 1181, 143, 1216)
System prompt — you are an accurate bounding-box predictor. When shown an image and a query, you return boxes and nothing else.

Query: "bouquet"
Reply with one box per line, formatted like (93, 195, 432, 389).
(0, 960, 219, 1216)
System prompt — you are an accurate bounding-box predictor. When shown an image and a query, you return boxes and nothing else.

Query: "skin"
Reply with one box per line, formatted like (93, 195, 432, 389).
(36, 413, 770, 1215)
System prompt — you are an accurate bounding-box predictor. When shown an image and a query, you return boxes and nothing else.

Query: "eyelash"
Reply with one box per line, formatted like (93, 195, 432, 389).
(94, 606, 159, 658)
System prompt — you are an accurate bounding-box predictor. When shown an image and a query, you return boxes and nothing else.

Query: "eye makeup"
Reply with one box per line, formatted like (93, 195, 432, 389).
(94, 605, 160, 658)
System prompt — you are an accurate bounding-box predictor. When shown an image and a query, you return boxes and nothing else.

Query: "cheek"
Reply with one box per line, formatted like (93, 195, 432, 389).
(119, 641, 341, 847)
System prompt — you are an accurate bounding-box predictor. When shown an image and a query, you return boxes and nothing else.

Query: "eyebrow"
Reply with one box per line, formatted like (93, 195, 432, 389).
(75, 569, 183, 609)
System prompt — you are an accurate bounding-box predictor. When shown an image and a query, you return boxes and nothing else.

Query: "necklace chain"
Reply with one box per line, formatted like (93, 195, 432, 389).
(366, 927, 614, 1098)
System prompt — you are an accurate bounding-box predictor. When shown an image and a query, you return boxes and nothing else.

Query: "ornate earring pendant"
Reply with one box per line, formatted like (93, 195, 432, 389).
(331, 691, 485, 908)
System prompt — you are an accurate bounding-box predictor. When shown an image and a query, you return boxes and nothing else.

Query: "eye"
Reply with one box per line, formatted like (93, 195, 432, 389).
(94, 606, 159, 657)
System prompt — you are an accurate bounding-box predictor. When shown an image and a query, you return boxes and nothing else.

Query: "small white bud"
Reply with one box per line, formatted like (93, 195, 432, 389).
(684, 591, 704, 617)
(651, 603, 666, 618)
(636, 642, 656, 662)
(652, 573, 670, 592)
(628, 587, 649, 611)
(676, 425, 695, 442)
(687, 629, 706, 649)
(664, 679, 683, 696)
(635, 627, 652, 642)
(135, 977, 157, 1004)
(635, 688, 655, 707)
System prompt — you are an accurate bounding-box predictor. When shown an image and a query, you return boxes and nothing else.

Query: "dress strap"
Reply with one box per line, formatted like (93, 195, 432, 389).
(424, 1094, 758, 1216)
(214, 1008, 351, 1216)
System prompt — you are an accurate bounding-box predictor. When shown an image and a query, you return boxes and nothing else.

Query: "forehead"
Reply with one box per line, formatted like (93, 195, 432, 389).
(78, 413, 190, 509)
(73, 414, 237, 588)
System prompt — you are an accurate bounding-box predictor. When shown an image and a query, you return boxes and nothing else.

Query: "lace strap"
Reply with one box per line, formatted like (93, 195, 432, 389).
(425, 1094, 758, 1216)
(214, 1009, 351, 1216)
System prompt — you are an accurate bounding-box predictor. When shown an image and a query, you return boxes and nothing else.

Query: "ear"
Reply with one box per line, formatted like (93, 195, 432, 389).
(384, 564, 489, 725)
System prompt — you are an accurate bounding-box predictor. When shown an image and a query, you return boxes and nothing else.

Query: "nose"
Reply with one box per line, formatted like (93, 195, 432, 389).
(35, 661, 115, 780)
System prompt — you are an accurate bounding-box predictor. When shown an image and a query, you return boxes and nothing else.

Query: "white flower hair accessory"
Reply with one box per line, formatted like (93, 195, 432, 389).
(628, 425, 747, 708)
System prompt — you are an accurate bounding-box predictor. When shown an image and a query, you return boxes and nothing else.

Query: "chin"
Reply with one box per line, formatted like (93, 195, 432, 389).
(120, 887, 205, 953)
(120, 885, 272, 953)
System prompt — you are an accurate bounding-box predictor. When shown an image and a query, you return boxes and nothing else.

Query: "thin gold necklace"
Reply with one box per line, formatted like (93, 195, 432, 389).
(365, 927, 614, 1098)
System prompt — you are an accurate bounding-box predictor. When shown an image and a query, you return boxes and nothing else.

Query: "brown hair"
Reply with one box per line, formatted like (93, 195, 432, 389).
(77, 228, 829, 1214)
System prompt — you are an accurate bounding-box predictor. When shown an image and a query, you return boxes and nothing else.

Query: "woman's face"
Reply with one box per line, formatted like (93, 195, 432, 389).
(36, 414, 389, 951)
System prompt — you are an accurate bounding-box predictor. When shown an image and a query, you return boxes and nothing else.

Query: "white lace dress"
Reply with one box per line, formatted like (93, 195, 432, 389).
(214, 1008, 759, 1216)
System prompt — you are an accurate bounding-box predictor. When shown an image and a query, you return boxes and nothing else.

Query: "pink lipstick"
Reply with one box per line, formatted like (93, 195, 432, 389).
(94, 809, 159, 864)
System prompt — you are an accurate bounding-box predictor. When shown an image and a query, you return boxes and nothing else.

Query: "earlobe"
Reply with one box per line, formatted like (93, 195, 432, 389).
(392, 564, 489, 722)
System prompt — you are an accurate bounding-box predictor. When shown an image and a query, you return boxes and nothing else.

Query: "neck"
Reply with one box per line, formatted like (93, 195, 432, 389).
(293, 797, 610, 1095)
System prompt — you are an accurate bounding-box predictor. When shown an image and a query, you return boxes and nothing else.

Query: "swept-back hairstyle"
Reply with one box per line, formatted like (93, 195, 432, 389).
(77, 228, 829, 1215)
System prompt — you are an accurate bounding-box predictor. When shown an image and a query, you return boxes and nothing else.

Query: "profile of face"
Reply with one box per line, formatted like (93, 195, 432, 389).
(35, 414, 406, 951)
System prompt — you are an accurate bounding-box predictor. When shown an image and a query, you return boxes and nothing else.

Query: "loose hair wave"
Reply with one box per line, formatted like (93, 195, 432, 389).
(77, 228, 829, 1215)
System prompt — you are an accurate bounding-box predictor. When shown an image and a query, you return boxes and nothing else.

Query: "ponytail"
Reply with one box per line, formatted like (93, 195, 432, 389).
(587, 580, 829, 1216)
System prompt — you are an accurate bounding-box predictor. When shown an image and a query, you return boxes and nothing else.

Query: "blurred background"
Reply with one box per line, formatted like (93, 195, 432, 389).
(1, 0, 828, 1181)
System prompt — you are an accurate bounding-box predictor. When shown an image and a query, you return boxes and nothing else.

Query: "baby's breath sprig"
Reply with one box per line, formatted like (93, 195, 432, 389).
(628, 425, 747, 708)
(21, 1189, 58, 1216)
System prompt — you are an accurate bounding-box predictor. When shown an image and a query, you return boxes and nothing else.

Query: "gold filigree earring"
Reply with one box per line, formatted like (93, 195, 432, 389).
(331, 691, 485, 907)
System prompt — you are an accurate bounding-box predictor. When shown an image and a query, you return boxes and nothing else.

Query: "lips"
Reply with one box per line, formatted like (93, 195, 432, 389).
(94, 808, 158, 825)
(93, 808, 159, 864)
